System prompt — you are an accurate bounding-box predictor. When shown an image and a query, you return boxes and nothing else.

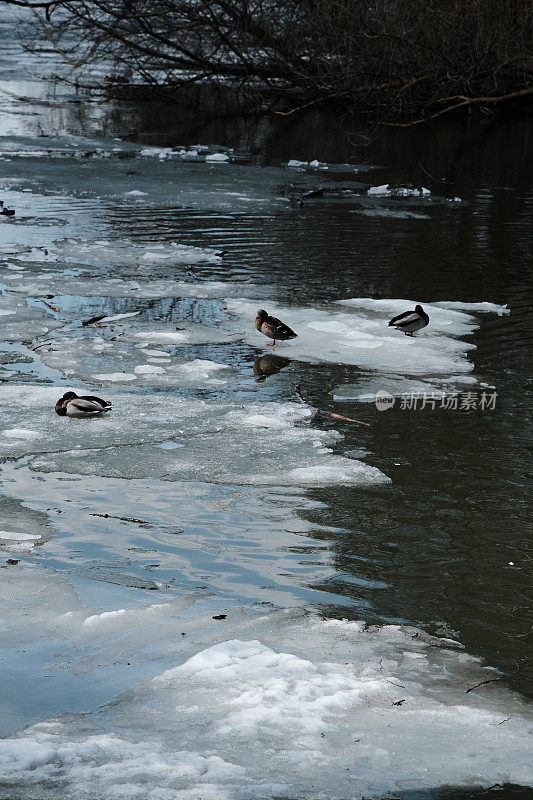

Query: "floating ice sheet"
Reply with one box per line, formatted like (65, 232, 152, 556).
(0, 575, 530, 799)
(0, 292, 63, 342)
(3, 273, 264, 301)
(225, 298, 507, 376)
(0, 385, 387, 486)
(332, 374, 480, 403)
(35, 331, 233, 386)
(367, 183, 431, 197)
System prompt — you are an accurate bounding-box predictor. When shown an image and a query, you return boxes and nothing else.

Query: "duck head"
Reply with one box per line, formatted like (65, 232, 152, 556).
(61, 391, 78, 400)
(256, 309, 268, 323)
(414, 304, 424, 314)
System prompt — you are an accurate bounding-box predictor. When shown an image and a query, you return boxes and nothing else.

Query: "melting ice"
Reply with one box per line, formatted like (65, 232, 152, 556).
(0, 569, 531, 799)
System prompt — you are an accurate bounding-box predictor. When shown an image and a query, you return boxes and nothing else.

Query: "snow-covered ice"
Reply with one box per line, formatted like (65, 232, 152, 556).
(0, 573, 530, 799)
(225, 297, 507, 376)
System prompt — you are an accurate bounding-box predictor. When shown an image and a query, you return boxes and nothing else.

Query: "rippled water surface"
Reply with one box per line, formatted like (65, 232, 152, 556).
(0, 6, 531, 798)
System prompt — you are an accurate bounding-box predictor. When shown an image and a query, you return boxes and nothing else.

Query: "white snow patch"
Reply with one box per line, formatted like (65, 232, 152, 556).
(132, 331, 190, 345)
(367, 183, 390, 195)
(99, 311, 141, 323)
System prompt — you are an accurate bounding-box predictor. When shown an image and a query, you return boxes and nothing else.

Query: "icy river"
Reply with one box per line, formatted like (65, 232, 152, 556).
(0, 6, 532, 799)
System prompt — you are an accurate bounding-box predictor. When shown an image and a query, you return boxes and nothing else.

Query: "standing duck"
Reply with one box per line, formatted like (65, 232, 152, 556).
(255, 309, 298, 346)
(388, 304, 429, 336)
(55, 391, 112, 417)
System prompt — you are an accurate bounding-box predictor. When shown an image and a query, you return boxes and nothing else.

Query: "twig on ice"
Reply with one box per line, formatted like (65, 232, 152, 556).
(465, 678, 501, 694)
(294, 384, 370, 426)
(39, 298, 60, 313)
(90, 512, 151, 525)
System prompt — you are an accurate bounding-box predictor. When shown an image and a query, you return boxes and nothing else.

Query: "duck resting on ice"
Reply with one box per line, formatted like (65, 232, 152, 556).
(55, 391, 112, 417)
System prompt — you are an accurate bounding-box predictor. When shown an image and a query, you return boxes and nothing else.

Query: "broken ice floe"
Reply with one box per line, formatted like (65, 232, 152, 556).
(0, 495, 54, 552)
(432, 300, 510, 316)
(205, 152, 230, 163)
(225, 298, 508, 376)
(367, 183, 431, 197)
(0, 293, 63, 342)
(0, 576, 530, 799)
(0, 385, 387, 486)
(288, 158, 328, 169)
(1, 239, 222, 272)
(0, 136, 233, 165)
(29, 323, 237, 386)
(3, 272, 263, 301)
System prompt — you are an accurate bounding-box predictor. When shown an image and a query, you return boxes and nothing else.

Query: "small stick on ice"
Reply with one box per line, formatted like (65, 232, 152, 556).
(39, 298, 61, 313)
(465, 677, 501, 694)
(90, 513, 152, 525)
(294, 384, 370, 426)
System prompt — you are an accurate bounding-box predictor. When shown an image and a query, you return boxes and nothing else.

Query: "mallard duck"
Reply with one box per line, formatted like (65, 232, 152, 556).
(55, 391, 112, 417)
(255, 309, 297, 346)
(388, 304, 429, 336)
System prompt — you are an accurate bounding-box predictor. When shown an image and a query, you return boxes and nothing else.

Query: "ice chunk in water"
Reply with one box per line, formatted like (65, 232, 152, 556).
(433, 300, 510, 316)
(367, 184, 431, 197)
(225, 297, 501, 376)
(367, 183, 391, 195)
(205, 152, 229, 162)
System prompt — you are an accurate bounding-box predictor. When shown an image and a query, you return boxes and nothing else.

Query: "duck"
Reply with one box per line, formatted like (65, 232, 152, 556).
(388, 304, 429, 336)
(255, 309, 298, 346)
(55, 391, 112, 417)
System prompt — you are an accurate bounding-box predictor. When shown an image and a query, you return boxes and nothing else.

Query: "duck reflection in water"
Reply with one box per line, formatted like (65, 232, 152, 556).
(253, 354, 290, 382)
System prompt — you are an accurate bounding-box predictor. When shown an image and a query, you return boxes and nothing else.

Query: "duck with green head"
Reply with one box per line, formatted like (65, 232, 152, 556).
(388, 304, 429, 336)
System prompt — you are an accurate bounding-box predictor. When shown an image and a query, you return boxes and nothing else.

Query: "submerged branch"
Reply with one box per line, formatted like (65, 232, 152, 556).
(294, 384, 371, 427)
(386, 87, 533, 128)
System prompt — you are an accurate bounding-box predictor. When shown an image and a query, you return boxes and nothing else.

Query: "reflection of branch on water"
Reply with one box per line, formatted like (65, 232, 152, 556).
(295, 384, 370, 426)
(0, 85, 81, 109)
